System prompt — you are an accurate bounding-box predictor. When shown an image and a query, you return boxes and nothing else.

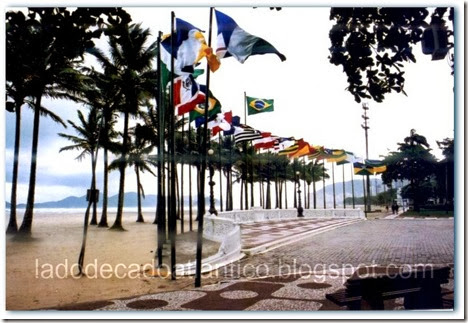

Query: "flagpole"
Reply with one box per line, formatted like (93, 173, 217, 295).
(322, 159, 326, 209)
(195, 6, 214, 288)
(351, 162, 355, 209)
(244, 91, 247, 124)
(342, 163, 346, 208)
(169, 11, 177, 281)
(180, 114, 185, 233)
(332, 161, 336, 209)
(218, 133, 223, 212)
(188, 122, 193, 231)
(156, 30, 166, 267)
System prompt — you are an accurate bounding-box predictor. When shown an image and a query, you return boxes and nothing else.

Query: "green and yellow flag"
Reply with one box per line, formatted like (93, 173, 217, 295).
(246, 96, 274, 115)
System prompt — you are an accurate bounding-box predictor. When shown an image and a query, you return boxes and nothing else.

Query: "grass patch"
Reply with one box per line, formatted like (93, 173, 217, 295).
(400, 210, 454, 217)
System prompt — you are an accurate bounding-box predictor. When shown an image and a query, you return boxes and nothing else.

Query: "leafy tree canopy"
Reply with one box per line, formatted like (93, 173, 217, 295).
(329, 7, 454, 103)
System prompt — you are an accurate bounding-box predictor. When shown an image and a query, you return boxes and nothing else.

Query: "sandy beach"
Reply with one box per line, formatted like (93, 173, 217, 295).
(5, 210, 219, 310)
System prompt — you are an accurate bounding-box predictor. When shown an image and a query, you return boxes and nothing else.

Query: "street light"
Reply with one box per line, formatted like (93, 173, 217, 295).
(207, 149, 217, 215)
(296, 171, 304, 217)
(361, 102, 371, 214)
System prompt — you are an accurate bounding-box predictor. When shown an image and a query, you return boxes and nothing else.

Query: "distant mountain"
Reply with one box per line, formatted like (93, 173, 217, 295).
(314, 179, 384, 206)
(6, 192, 214, 209)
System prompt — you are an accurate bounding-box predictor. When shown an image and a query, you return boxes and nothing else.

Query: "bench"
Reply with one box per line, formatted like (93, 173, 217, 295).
(326, 266, 451, 310)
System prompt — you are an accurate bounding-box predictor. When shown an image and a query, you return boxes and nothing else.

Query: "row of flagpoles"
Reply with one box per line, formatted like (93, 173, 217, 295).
(156, 8, 387, 286)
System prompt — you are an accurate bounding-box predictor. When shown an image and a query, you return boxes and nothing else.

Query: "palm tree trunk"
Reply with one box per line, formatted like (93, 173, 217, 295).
(175, 167, 180, 221)
(250, 169, 254, 208)
(18, 94, 42, 235)
(266, 179, 271, 209)
(90, 155, 98, 225)
(111, 111, 129, 230)
(136, 166, 144, 222)
(98, 147, 109, 227)
(313, 180, 317, 209)
(284, 181, 288, 209)
(240, 179, 244, 210)
(294, 180, 297, 208)
(7, 99, 22, 234)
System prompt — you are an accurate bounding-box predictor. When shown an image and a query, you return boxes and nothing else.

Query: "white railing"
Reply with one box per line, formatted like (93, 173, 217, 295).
(176, 208, 364, 275)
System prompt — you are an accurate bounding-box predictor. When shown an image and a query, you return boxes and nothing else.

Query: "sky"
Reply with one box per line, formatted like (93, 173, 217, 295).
(2, 3, 462, 205)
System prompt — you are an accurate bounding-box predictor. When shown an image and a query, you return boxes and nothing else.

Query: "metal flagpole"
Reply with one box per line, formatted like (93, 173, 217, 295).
(342, 163, 346, 208)
(188, 122, 193, 231)
(332, 161, 336, 209)
(169, 11, 177, 280)
(195, 7, 214, 288)
(156, 31, 166, 267)
(244, 91, 247, 124)
(218, 133, 223, 212)
(322, 159, 326, 209)
(351, 162, 355, 209)
(180, 114, 185, 233)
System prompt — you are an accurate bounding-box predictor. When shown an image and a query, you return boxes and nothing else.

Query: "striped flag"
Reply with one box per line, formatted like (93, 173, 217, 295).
(278, 139, 301, 156)
(252, 132, 278, 150)
(234, 125, 263, 144)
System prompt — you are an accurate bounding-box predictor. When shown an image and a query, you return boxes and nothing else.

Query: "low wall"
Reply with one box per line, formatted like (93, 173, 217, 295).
(176, 208, 364, 275)
(175, 215, 244, 276)
(217, 207, 365, 223)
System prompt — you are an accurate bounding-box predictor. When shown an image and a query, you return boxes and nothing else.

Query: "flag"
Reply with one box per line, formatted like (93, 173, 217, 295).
(288, 140, 311, 158)
(274, 137, 295, 151)
(278, 139, 303, 156)
(234, 125, 263, 144)
(173, 74, 205, 115)
(325, 149, 347, 163)
(353, 162, 374, 176)
(308, 146, 324, 160)
(190, 85, 222, 122)
(365, 159, 387, 174)
(289, 142, 319, 158)
(161, 18, 220, 76)
(215, 10, 286, 63)
(223, 116, 241, 135)
(252, 132, 277, 150)
(336, 152, 356, 165)
(208, 111, 233, 136)
(246, 96, 274, 115)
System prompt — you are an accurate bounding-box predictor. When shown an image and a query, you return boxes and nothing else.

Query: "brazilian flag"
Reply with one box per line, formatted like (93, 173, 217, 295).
(246, 96, 274, 115)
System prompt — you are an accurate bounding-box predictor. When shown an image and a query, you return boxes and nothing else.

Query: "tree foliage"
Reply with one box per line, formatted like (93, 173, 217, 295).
(329, 7, 454, 103)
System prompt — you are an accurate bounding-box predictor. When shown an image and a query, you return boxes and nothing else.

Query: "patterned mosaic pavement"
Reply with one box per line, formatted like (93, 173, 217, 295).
(53, 269, 454, 311)
(240, 217, 362, 251)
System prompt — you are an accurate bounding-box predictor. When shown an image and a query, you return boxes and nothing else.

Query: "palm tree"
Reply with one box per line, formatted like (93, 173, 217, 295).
(305, 160, 327, 209)
(10, 8, 110, 235)
(58, 108, 101, 224)
(89, 23, 157, 230)
(5, 11, 35, 233)
(116, 123, 156, 223)
(79, 68, 122, 227)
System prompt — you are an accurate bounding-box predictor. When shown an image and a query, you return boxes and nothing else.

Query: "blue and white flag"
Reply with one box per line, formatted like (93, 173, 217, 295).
(215, 10, 286, 63)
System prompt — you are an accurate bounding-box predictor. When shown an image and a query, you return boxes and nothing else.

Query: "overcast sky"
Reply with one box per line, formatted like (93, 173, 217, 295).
(3, 3, 461, 204)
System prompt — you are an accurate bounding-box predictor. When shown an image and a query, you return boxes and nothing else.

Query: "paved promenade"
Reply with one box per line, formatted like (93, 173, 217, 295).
(51, 217, 454, 312)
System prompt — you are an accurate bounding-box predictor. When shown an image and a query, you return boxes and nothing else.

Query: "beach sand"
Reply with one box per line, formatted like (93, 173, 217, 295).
(5, 210, 220, 310)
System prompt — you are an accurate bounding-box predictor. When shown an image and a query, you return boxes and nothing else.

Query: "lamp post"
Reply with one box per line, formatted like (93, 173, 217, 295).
(296, 171, 304, 217)
(361, 102, 371, 214)
(208, 149, 217, 215)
